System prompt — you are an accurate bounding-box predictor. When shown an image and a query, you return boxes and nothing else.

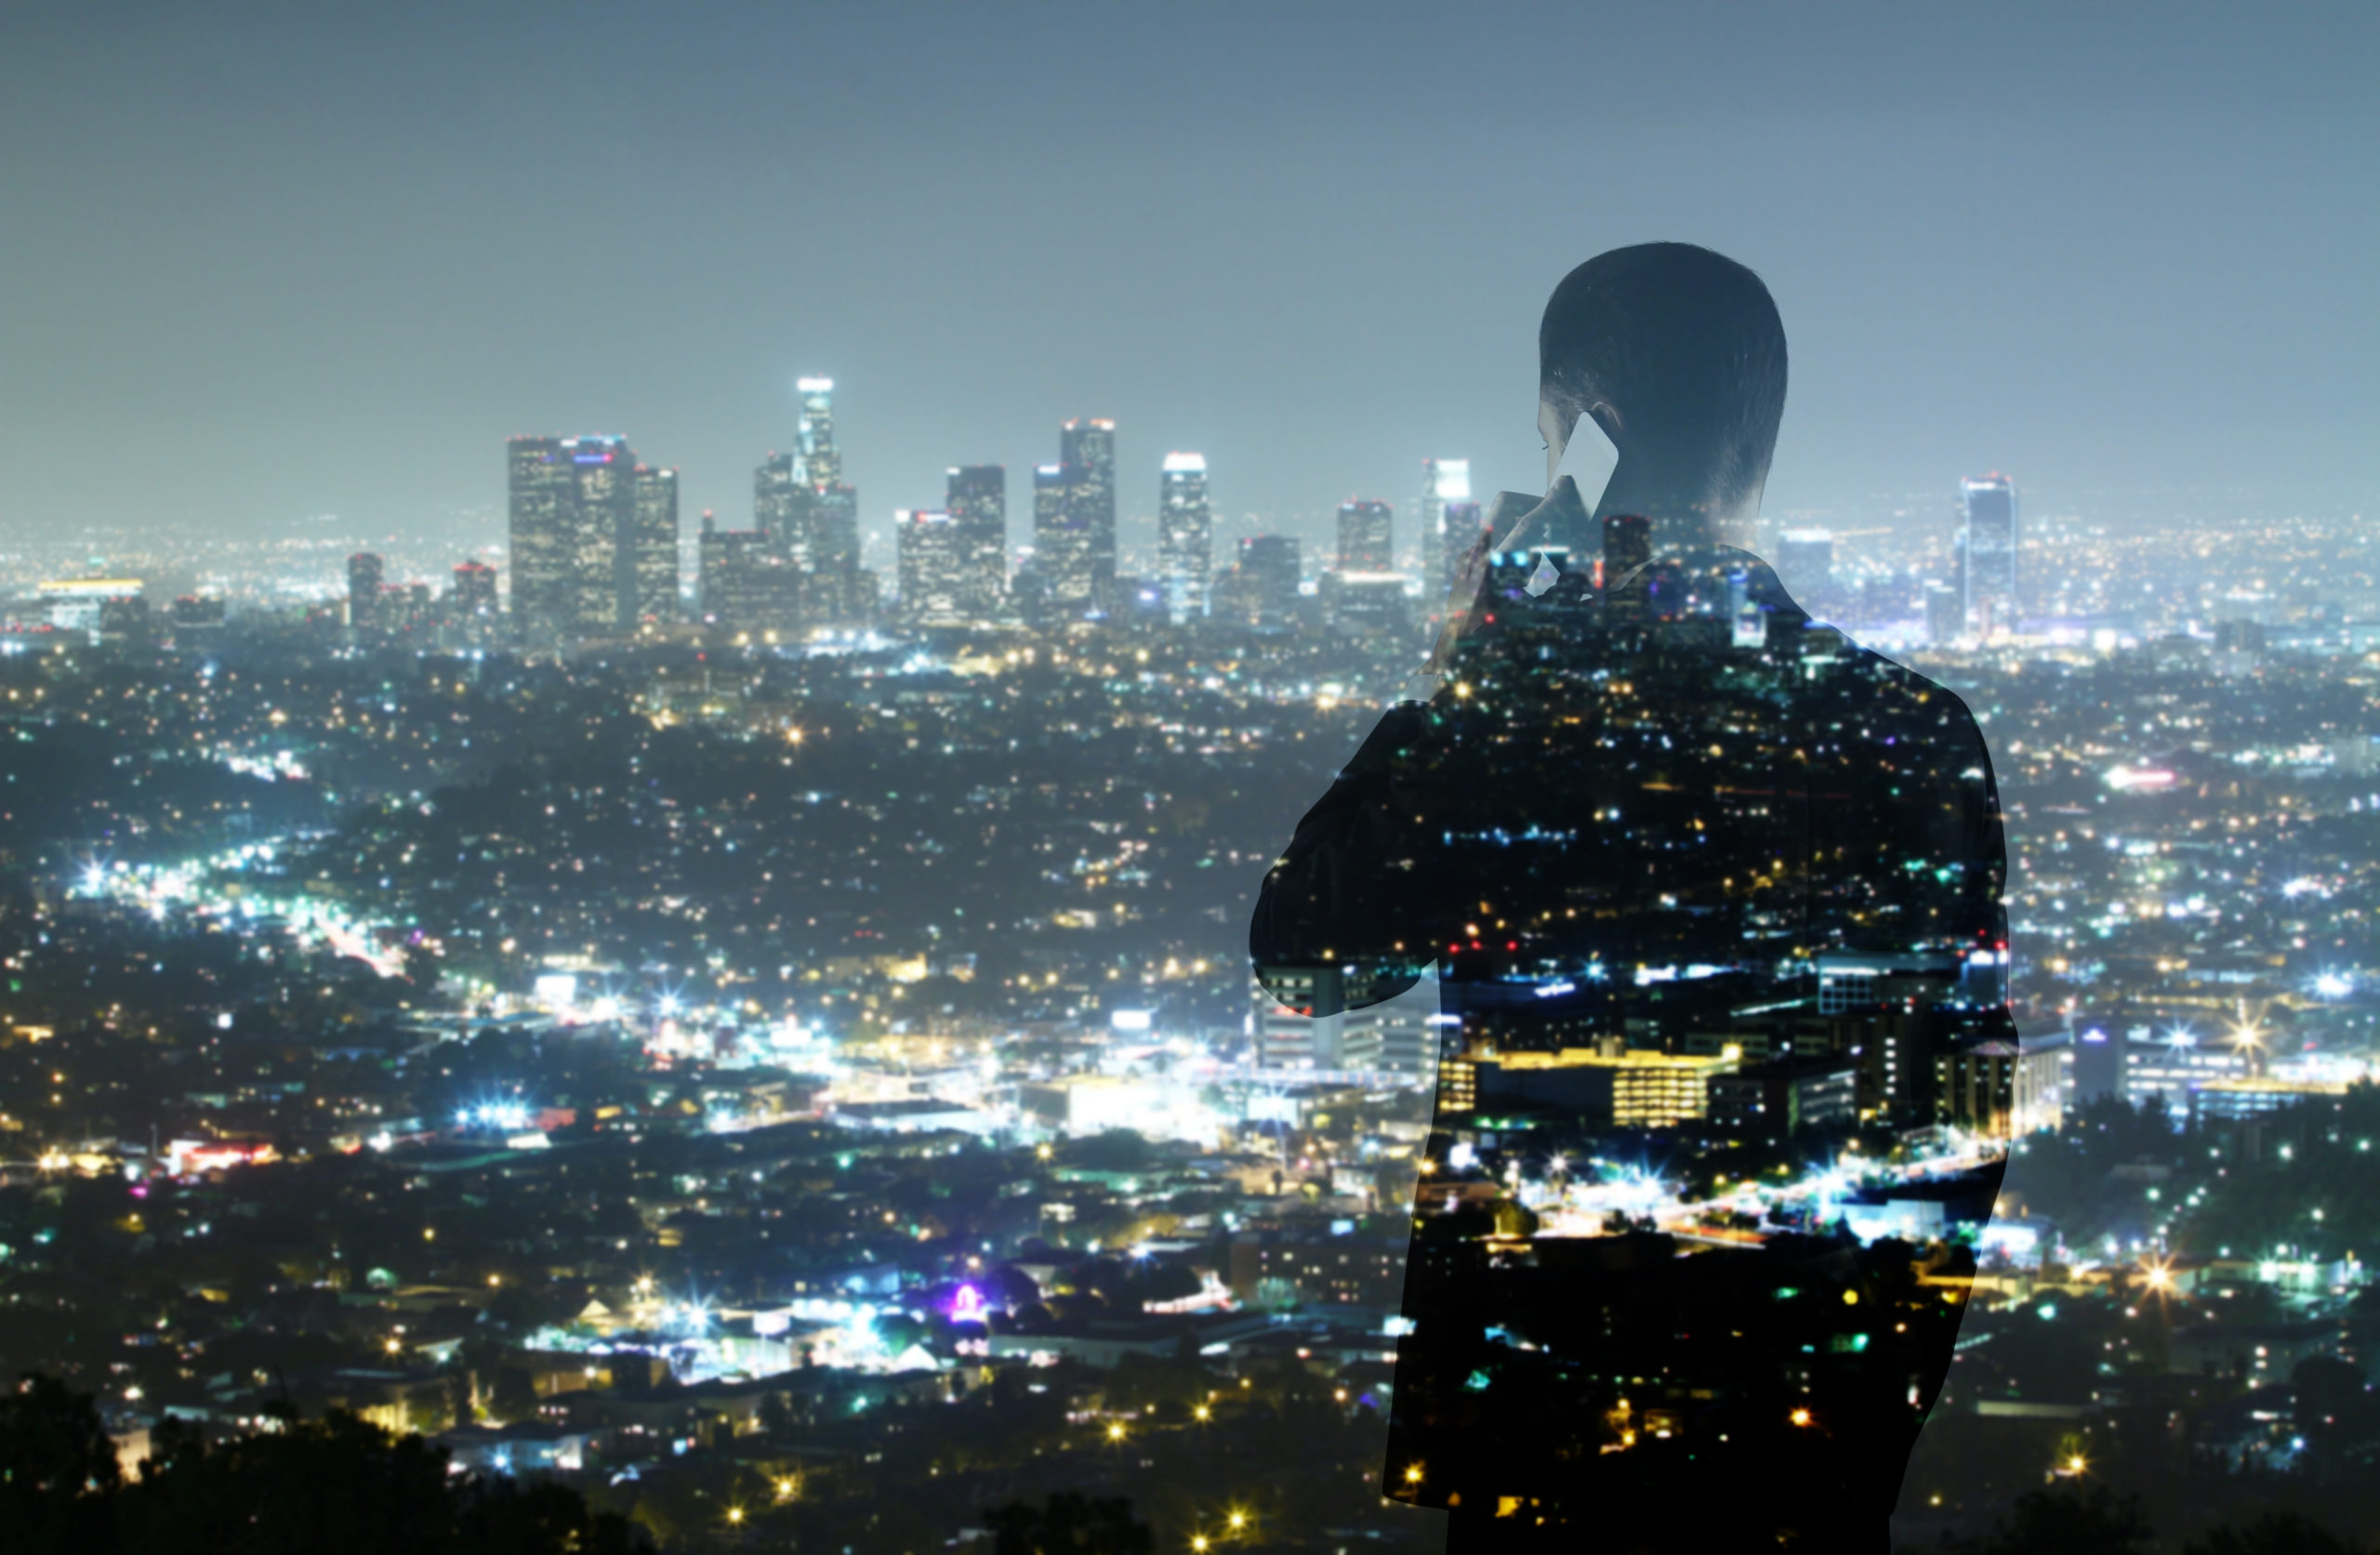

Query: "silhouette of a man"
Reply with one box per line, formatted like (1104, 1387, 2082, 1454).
(1252, 244, 2010, 1552)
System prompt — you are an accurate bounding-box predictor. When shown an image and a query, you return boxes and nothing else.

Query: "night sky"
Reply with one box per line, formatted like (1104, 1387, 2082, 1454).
(5, 2, 2373, 558)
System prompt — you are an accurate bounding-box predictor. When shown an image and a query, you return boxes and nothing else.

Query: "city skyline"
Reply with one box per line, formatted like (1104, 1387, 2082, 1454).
(4, 5, 2372, 543)
(4, 7, 2373, 1552)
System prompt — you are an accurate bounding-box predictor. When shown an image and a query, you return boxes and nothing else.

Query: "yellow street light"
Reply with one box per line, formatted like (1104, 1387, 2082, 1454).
(1227, 1510, 1248, 1533)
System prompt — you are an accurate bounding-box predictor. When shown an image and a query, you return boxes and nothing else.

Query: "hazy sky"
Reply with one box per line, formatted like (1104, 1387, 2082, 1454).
(5, 1, 2373, 562)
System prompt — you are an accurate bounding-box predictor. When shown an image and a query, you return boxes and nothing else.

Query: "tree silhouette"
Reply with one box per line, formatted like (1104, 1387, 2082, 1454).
(0, 1372, 650, 1555)
(986, 1492, 1154, 1555)
(1943, 1485, 2154, 1555)
(2184, 1514, 2366, 1555)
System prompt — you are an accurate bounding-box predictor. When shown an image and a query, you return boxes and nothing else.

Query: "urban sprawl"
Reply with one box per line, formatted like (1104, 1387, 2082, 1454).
(2, 380, 2376, 1549)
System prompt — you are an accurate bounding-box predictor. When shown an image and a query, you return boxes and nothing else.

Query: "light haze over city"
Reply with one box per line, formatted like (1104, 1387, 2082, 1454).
(4, 1, 2373, 553)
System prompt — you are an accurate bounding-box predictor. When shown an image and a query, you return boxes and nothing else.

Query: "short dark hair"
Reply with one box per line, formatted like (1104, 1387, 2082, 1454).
(1540, 244, 1787, 500)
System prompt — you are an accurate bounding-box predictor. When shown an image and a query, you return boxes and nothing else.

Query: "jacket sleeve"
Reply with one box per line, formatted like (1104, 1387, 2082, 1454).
(1947, 701, 2017, 1034)
(1248, 701, 1448, 1016)
(1808, 650, 2015, 1028)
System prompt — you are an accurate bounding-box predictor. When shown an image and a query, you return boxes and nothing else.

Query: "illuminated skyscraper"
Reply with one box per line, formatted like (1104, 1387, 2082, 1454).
(1157, 452, 1211, 621)
(1774, 527, 1834, 594)
(1034, 418, 1117, 613)
(1337, 499, 1393, 573)
(753, 452, 804, 566)
(945, 465, 1008, 618)
(507, 436, 571, 639)
(1235, 534, 1302, 627)
(508, 433, 639, 640)
(796, 376, 841, 489)
(629, 466, 680, 626)
(1029, 464, 1072, 619)
(1421, 458, 1473, 583)
(1438, 500, 1481, 584)
(347, 552, 384, 633)
(562, 436, 636, 631)
(450, 560, 497, 626)
(805, 483, 862, 610)
(793, 377, 864, 625)
(896, 509, 969, 626)
(1960, 474, 2017, 638)
(1604, 511, 1652, 575)
(1065, 418, 1118, 605)
(1926, 582, 1963, 645)
(699, 511, 800, 632)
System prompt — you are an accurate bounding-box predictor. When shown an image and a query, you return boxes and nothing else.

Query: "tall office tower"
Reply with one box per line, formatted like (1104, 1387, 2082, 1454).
(806, 484, 861, 601)
(1157, 452, 1212, 621)
(510, 434, 640, 639)
(1925, 583, 1964, 645)
(1337, 499, 1394, 573)
(1439, 500, 1482, 582)
(796, 376, 841, 489)
(945, 465, 1008, 618)
(451, 560, 497, 625)
(753, 453, 805, 565)
(1421, 458, 1473, 583)
(347, 552, 385, 633)
(1033, 447, 1113, 618)
(1603, 511, 1653, 615)
(698, 513, 800, 631)
(1960, 474, 2017, 638)
(1603, 512, 1652, 575)
(1236, 534, 1302, 626)
(561, 435, 637, 632)
(1051, 417, 1117, 608)
(1774, 527, 1835, 593)
(507, 436, 574, 639)
(896, 510, 970, 626)
(789, 377, 863, 624)
(628, 466, 680, 626)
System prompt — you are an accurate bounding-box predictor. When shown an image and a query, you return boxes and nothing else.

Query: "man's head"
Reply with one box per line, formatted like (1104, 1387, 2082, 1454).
(1538, 244, 1787, 548)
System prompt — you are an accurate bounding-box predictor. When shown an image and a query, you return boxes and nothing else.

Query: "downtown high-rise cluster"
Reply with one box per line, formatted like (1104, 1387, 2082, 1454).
(480, 380, 1498, 645)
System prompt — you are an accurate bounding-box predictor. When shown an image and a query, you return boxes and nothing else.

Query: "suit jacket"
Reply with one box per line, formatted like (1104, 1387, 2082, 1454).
(1249, 546, 2009, 1546)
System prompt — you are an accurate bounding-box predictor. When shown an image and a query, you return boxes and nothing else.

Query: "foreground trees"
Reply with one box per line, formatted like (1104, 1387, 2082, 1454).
(1, 1375, 649, 1555)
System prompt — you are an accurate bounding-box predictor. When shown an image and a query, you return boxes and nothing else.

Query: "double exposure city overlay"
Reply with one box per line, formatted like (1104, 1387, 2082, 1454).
(2, 12, 2375, 1551)
(6, 336, 2378, 1550)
